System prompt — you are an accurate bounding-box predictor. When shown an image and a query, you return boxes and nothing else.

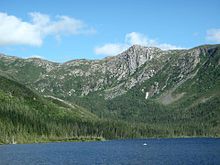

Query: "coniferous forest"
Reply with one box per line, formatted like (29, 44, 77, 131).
(0, 44, 220, 144)
(0, 71, 219, 144)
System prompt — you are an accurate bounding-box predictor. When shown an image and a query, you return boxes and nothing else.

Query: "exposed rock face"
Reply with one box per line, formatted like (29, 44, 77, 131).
(115, 45, 161, 75)
(28, 45, 165, 99)
(0, 44, 219, 101)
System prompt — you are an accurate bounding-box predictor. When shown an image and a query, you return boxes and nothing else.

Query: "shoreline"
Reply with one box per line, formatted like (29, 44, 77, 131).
(1, 136, 219, 145)
(0, 136, 105, 145)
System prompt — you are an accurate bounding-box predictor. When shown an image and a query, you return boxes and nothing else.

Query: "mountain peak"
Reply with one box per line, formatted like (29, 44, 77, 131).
(118, 44, 162, 61)
(110, 45, 163, 76)
(128, 44, 161, 51)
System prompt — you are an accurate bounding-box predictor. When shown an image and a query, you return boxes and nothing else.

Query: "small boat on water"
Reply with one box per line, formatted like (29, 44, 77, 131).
(143, 143, 147, 146)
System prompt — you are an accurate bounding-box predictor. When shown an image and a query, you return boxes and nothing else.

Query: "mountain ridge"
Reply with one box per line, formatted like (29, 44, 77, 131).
(0, 44, 220, 144)
(0, 44, 219, 100)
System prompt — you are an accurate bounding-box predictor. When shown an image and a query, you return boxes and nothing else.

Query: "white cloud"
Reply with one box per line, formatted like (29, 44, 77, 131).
(95, 32, 184, 56)
(206, 28, 220, 42)
(0, 12, 42, 46)
(125, 32, 155, 46)
(0, 12, 94, 46)
(95, 43, 128, 56)
(125, 32, 180, 50)
(156, 43, 183, 50)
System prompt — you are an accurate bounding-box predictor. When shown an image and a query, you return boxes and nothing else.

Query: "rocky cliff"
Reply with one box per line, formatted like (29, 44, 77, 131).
(0, 44, 219, 105)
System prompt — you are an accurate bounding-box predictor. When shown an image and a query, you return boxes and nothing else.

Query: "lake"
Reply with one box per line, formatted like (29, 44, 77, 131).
(0, 138, 219, 165)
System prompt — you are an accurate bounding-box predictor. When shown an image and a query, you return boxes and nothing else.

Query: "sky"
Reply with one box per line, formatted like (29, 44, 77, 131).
(0, 0, 220, 62)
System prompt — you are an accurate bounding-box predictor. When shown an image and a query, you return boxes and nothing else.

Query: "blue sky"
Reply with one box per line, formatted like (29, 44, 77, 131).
(0, 0, 220, 62)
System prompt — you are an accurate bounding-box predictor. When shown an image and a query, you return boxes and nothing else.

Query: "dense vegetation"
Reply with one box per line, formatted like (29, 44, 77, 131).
(0, 75, 173, 144)
(0, 44, 220, 144)
(66, 45, 220, 138)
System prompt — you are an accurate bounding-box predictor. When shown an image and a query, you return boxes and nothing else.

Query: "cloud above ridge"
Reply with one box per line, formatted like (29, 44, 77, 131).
(95, 32, 184, 56)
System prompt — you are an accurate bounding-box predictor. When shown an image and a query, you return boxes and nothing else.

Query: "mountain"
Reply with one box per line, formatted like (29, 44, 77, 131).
(0, 73, 102, 144)
(0, 44, 220, 143)
(0, 73, 159, 144)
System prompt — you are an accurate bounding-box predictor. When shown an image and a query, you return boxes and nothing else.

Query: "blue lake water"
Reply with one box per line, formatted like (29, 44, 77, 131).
(0, 138, 220, 165)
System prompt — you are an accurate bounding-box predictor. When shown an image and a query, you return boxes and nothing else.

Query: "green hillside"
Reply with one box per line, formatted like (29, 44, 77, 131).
(0, 75, 166, 144)
(64, 45, 220, 137)
(0, 44, 220, 144)
(0, 74, 101, 144)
